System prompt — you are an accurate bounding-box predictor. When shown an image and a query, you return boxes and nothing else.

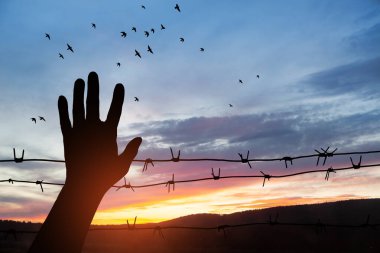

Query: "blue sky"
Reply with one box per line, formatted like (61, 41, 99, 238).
(1, 0, 380, 223)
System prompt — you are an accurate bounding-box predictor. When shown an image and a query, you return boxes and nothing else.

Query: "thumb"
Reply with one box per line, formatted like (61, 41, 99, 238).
(119, 137, 142, 171)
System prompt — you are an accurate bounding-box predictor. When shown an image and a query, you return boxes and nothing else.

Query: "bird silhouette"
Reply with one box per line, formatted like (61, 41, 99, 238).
(45, 33, 51, 40)
(141, 5, 146, 9)
(239, 79, 243, 84)
(121, 31, 127, 38)
(67, 44, 74, 53)
(175, 4, 181, 12)
(147, 45, 153, 54)
(135, 50, 141, 58)
(31, 118, 36, 124)
(39, 116, 46, 121)
(151, 28, 155, 33)
(134, 97, 139, 102)
(117, 62, 121, 67)
(256, 74, 260, 79)
(229, 104, 233, 107)
(59, 53, 64, 59)
(91, 23, 96, 29)
(144, 31, 149, 37)
(160, 24, 166, 30)
(180, 37, 184, 42)
(200, 48, 205, 52)
(132, 27, 137, 32)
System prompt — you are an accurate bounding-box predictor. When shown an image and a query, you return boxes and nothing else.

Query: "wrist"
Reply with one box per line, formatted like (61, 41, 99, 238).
(29, 177, 106, 253)
(62, 180, 107, 204)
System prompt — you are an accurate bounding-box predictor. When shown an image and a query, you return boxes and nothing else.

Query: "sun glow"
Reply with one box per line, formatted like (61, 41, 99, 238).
(90, 171, 380, 225)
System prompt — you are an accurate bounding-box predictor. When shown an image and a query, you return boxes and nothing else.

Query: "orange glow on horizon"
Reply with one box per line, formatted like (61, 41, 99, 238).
(92, 195, 367, 225)
(3, 195, 374, 225)
(4, 169, 380, 225)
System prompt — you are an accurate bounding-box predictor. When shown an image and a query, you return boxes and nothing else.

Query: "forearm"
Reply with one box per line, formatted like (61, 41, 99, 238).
(28, 182, 106, 253)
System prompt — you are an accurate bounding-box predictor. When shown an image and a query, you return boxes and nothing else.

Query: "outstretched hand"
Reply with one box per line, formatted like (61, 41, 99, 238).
(29, 72, 141, 253)
(58, 71, 141, 191)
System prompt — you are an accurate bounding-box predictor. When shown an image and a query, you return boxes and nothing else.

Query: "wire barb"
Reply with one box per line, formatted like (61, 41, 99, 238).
(268, 213, 279, 225)
(170, 147, 180, 162)
(360, 215, 376, 230)
(315, 147, 337, 166)
(127, 216, 137, 230)
(142, 158, 154, 172)
(116, 177, 135, 192)
(217, 225, 230, 237)
(165, 174, 175, 193)
(350, 156, 362, 169)
(315, 219, 326, 234)
(153, 226, 165, 239)
(260, 171, 271, 187)
(238, 150, 252, 168)
(211, 168, 221, 180)
(281, 156, 293, 168)
(8, 178, 14, 184)
(13, 148, 24, 163)
(35, 180, 44, 192)
(325, 167, 336, 181)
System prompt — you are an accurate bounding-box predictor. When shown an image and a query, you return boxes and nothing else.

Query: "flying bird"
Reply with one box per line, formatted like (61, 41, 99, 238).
(45, 33, 51, 40)
(141, 5, 146, 9)
(117, 62, 121, 67)
(147, 45, 153, 54)
(229, 104, 233, 107)
(67, 44, 74, 53)
(200, 48, 205, 52)
(39, 116, 46, 121)
(144, 31, 149, 37)
(239, 79, 243, 84)
(135, 49, 141, 58)
(132, 27, 137, 32)
(91, 23, 96, 29)
(180, 37, 184, 42)
(160, 24, 166, 30)
(121, 31, 127, 38)
(134, 97, 139, 102)
(175, 4, 181, 12)
(59, 53, 64, 59)
(151, 28, 155, 33)
(256, 74, 260, 79)
(31, 118, 36, 124)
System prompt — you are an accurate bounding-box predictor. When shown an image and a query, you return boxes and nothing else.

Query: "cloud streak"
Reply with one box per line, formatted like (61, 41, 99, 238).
(124, 107, 380, 160)
(302, 56, 380, 97)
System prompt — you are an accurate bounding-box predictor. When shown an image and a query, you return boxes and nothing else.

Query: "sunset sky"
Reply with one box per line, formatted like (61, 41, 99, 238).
(1, 0, 380, 225)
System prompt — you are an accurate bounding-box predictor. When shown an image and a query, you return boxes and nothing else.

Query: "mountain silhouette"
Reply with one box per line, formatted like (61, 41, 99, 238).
(2, 199, 379, 253)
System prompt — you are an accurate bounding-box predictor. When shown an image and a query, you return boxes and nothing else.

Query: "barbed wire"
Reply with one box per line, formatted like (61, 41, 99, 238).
(2, 148, 380, 171)
(1, 160, 379, 192)
(1, 214, 378, 240)
(1, 148, 379, 243)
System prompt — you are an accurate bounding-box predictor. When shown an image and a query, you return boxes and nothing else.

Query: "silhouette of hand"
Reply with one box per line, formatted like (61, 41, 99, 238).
(29, 72, 141, 253)
(58, 72, 142, 191)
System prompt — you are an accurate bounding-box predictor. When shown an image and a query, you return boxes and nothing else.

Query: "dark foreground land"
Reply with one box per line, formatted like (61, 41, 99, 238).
(1, 199, 380, 253)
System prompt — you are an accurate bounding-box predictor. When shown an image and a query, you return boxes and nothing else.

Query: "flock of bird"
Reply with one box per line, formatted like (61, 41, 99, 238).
(40, 3, 260, 122)
(44, 3, 186, 63)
